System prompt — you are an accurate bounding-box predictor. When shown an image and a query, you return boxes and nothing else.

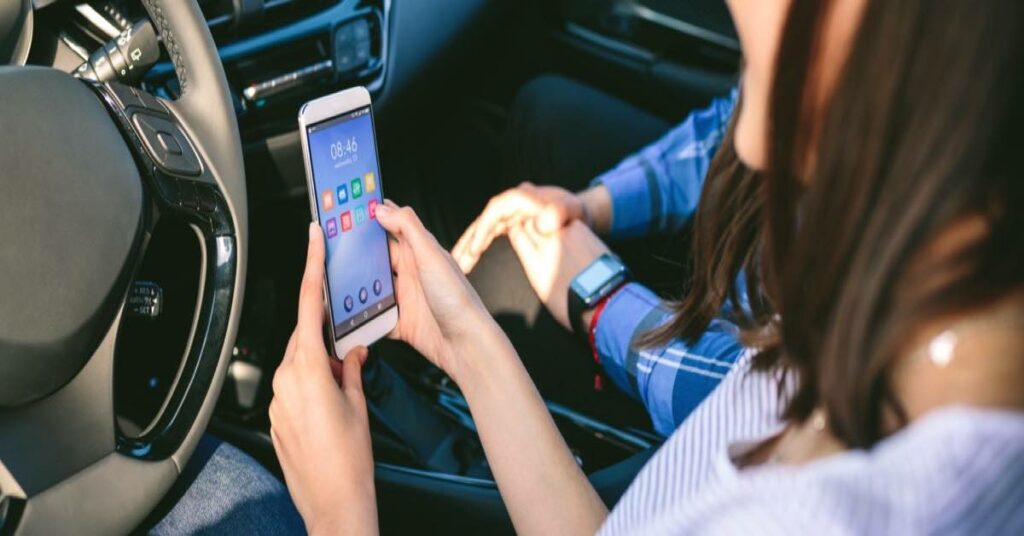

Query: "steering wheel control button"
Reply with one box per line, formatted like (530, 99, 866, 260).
(131, 112, 202, 177)
(195, 184, 218, 214)
(135, 88, 169, 114)
(157, 131, 182, 156)
(107, 82, 144, 110)
(171, 179, 201, 213)
(106, 83, 168, 115)
(126, 281, 163, 319)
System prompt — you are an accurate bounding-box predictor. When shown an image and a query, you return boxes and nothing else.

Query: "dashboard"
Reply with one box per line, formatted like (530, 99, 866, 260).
(28, 0, 494, 141)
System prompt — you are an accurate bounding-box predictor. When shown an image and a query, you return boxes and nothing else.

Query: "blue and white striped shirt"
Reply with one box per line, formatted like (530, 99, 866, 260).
(600, 353, 1024, 535)
(590, 90, 744, 435)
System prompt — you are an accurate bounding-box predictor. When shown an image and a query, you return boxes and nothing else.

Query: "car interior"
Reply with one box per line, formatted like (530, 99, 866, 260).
(0, 0, 739, 533)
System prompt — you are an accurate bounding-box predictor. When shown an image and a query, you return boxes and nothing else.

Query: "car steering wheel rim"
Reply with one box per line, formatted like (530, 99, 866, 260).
(0, 1, 247, 533)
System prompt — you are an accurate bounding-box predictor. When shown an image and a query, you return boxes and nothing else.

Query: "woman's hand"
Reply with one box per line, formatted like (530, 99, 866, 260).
(452, 183, 595, 274)
(270, 223, 377, 536)
(507, 220, 612, 330)
(380, 204, 609, 535)
(376, 201, 505, 382)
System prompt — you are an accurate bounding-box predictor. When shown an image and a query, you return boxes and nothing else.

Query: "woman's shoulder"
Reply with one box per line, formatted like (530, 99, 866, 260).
(685, 407, 1024, 535)
(600, 353, 788, 534)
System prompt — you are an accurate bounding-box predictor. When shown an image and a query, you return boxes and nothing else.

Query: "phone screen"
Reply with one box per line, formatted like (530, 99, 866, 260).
(307, 105, 395, 339)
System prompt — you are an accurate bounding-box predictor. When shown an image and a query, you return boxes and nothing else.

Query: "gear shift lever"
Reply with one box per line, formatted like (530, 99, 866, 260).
(363, 355, 487, 476)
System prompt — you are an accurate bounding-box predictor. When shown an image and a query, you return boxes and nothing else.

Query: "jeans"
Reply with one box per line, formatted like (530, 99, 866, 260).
(146, 435, 304, 535)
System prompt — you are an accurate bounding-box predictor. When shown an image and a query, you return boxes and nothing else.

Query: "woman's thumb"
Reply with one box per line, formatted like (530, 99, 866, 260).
(341, 346, 368, 395)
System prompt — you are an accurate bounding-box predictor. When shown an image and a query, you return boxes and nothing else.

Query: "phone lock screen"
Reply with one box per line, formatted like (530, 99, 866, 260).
(307, 106, 395, 338)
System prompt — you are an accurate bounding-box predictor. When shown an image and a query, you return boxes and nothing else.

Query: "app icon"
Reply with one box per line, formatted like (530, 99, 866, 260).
(325, 217, 338, 238)
(358, 287, 368, 304)
(373, 279, 382, 296)
(321, 190, 334, 211)
(368, 199, 378, 219)
(336, 183, 349, 205)
(343, 295, 354, 312)
(364, 172, 376, 193)
(351, 177, 363, 199)
(354, 205, 367, 225)
(340, 211, 353, 231)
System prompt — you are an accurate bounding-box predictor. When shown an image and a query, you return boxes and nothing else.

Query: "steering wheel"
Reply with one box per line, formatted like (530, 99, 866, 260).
(0, 1, 246, 533)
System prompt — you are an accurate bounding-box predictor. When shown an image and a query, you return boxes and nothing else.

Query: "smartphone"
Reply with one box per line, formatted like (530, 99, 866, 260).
(298, 87, 397, 358)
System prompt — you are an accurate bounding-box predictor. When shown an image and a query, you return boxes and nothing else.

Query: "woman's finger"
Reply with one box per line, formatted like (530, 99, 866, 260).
(376, 204, 439, 263)
(387, 234, 402, 273)
(297, 223, 327, 344)
(342, 346, 368, 396)
(328, 355, 345, 387)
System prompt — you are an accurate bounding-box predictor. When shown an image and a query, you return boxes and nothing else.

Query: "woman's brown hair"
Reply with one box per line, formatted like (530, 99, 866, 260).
(647, 0, 1024, 447)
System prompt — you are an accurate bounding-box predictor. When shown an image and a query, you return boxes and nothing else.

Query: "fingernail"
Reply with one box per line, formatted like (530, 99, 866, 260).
(309, 221, 318, 238)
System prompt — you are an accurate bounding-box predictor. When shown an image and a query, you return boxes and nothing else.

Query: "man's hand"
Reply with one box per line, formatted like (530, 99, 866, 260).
(270, 223, 377, 536)
(452, 183, 590, 274)
(506, 220, 612, 330)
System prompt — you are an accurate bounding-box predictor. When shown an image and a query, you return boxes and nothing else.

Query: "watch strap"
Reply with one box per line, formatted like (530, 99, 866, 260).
(568, 284, 588, 340)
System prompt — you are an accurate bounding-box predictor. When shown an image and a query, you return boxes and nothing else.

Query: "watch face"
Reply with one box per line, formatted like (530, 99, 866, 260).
(576, 259, 618, 296)
(572, 254, 627, 303)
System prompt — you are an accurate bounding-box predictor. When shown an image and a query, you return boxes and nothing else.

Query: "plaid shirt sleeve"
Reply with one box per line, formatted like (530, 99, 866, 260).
(594, 283, 745, 436)
(592, 88, 738, 239)
(589, 89, 744, 435)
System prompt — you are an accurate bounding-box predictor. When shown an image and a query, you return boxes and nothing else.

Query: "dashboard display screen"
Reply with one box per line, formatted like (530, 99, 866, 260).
(307, 106, 395, 338)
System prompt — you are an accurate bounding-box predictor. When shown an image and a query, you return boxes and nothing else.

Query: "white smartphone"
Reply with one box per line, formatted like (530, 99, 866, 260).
(298, 86, 398, 358)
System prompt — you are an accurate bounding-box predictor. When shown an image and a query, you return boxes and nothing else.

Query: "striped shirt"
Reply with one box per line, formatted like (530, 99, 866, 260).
(591, 89, 745, 435)
(599, 353, 1024, 535)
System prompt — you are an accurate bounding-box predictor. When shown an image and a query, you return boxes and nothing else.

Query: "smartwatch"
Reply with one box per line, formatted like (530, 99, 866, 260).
(567, 253, 629, 339)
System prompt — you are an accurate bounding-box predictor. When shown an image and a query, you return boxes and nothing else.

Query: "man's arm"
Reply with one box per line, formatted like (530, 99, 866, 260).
(589, 283, 745, 436)
(585, 89, 738, 238)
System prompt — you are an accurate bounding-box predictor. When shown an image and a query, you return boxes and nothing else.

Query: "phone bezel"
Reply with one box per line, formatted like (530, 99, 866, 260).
(297, 86, 398, 359)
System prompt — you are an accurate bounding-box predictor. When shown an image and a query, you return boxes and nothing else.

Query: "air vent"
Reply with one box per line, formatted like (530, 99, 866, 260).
(199, 0, 339, 44)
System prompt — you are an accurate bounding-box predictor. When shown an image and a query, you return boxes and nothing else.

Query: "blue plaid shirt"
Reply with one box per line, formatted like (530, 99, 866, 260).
(591, 89, 744, 436)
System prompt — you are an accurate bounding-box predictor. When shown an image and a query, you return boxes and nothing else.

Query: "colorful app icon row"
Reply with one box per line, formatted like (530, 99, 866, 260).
(324, 199, 378, 238)
(342, 279, 385, 312)
(321, 172, 376, 211)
